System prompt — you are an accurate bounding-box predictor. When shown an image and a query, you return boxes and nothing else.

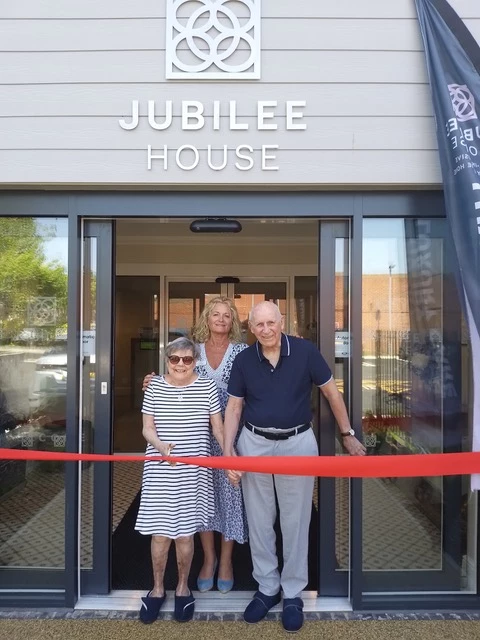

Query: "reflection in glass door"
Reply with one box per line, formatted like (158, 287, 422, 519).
(0, 218, 69, 595)
(361, 218, 476, 594)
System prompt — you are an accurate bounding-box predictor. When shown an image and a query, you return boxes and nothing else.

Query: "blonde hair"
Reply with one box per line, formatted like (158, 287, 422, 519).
(192, 296, 243, 344)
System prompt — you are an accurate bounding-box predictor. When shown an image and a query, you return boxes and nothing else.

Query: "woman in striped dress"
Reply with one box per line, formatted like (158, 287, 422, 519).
(143, 297, 248, 594)
(135, 337, 223, 624)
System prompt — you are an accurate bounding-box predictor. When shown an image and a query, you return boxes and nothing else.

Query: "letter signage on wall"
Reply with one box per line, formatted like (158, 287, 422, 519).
(117, 1, 306, 172)
(118, 99, 307, 172)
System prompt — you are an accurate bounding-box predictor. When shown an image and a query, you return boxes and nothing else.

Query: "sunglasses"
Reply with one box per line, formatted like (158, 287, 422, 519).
(167, 355, 195, 365)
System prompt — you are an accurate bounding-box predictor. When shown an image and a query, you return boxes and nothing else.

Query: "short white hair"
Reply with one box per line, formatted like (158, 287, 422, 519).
(248, 301, 282, 323)
(164, 337, 200, 360)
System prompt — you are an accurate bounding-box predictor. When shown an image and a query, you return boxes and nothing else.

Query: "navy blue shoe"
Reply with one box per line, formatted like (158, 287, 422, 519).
(243, 590, 281, 624)
(174, 592, 195, 622)
(139, 590, 166, 624)
(282, 597, 304, 632)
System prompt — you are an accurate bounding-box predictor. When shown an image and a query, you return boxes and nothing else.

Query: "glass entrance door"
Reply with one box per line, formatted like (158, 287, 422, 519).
(361, 218, 473, 594)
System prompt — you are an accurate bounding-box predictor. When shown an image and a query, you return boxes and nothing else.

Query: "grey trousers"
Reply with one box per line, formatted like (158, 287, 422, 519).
(237, 425, 318, 599)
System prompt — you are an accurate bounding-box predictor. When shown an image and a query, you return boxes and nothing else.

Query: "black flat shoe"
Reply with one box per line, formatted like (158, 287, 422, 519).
(139, 590, 166, 624)
(174, 592, 195, 622)
(282, 597, 304, 632)
(243, 590, 281, 624)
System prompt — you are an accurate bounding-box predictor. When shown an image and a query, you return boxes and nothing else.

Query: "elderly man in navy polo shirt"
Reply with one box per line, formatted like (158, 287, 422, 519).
(223, 301, 366, 633)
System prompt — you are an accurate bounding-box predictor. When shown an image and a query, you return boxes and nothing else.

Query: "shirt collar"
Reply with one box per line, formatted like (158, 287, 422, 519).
(255, 333, 290, 361)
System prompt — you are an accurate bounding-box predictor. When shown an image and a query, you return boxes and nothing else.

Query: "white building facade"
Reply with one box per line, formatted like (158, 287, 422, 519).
(0, 0, 479, 612)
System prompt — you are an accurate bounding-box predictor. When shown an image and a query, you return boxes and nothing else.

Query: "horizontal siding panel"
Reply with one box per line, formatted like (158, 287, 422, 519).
(0, 18, 436, 52)
(0, 149, 442, 185)
(0, 84, 434, 118)
(0, 51, 430, 84)
(1, 18, 478, 53)
(0, 82, 432, 118)
(0, 116, 437, 151)
(2, 0, 479, 20)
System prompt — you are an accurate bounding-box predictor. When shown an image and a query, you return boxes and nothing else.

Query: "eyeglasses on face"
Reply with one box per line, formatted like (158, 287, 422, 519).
(167, 355, 195, 365)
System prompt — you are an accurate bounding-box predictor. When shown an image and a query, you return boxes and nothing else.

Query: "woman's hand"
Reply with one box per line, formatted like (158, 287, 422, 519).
(159, 442, 176, 465)
(142, 371, 156, 391)
(226, 469, 243, 487)
(210, 411, 224, 450)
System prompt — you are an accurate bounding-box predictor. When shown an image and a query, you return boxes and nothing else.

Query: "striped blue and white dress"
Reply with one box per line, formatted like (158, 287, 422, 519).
(135, 375, 221, 539)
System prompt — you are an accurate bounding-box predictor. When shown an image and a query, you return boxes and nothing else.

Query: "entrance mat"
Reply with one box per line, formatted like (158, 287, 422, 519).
(112, 491, 319, 591)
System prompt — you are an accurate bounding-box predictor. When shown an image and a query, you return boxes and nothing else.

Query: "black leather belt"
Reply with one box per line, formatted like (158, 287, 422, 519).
(244, 422, 311, 440)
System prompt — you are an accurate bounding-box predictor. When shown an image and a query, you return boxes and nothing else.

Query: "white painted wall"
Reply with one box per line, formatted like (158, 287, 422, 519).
(0, 0, 479, 187)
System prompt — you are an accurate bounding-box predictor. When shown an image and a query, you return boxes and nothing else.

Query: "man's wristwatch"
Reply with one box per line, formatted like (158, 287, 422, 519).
(340, 428, 355, 438)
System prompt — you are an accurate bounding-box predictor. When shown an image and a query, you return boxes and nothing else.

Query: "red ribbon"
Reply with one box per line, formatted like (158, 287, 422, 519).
(1, 448, 480, 477)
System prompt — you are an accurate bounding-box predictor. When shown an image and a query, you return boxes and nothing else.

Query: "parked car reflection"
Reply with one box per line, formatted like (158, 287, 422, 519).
(1, 346, 68, 477)
(29, 348, 67, 416)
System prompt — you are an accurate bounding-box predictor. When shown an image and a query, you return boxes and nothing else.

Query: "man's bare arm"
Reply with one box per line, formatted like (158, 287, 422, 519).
(223, 395, 244, 486)
(319, 379, 366, 456)
(223, 395, 244, 456)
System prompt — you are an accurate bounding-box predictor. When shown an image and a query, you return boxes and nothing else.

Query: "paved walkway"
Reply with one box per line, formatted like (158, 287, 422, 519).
(1, 618, 480, 640)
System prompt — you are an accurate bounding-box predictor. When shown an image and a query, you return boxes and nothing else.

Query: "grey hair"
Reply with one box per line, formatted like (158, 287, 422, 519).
(248, 301, 282, 323)
(164, 337, 200, 360)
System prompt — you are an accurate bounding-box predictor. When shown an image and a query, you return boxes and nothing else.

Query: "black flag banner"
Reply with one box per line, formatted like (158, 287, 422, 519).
(414, 0, 480, 488)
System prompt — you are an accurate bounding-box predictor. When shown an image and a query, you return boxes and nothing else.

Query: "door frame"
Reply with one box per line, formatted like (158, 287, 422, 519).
(78, 220, 115, 596)
(316, 219, 359, 599)
(77, 216, 360, 602)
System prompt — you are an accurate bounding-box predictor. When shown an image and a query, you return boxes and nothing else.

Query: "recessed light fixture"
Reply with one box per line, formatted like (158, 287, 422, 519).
(215, 276, 240, 284)
(189, 218, 242, 233)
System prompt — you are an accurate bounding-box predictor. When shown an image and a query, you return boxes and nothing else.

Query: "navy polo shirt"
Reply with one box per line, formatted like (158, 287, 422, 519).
(227, 334, 332, 429)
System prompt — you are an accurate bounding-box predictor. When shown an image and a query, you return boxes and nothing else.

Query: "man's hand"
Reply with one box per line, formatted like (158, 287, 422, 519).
(342, 435, 366, 456)
(142, 372, 156, 391)
(224, 448, 243, 486)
